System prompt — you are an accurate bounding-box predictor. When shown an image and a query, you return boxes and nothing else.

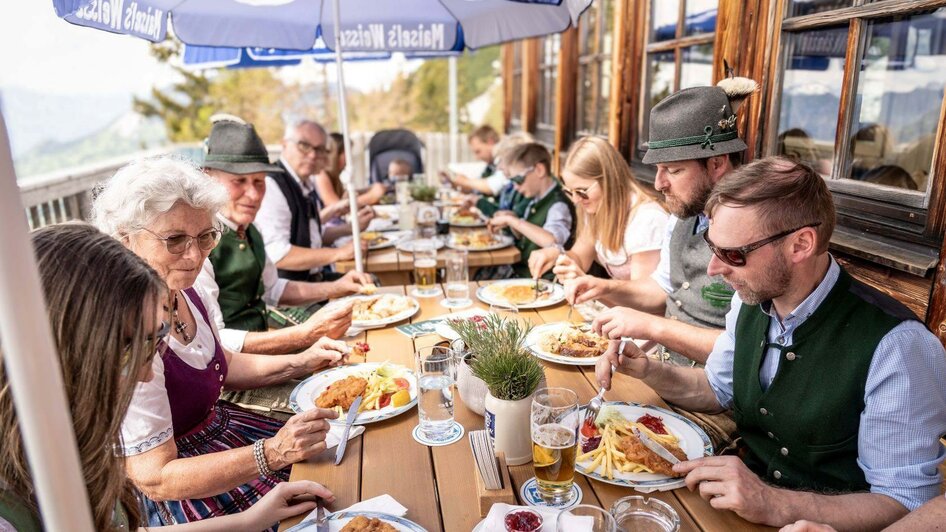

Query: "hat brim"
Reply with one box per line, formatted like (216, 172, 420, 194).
(202, 160, 284, 175)
(642, 138, 747, 165)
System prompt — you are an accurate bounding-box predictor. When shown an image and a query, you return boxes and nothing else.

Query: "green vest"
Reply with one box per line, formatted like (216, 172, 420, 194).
(512, 183, 575, 278)
(0, 491, 128, 531)
(733, 267, 915, 493)
(208, 223, 269, 332)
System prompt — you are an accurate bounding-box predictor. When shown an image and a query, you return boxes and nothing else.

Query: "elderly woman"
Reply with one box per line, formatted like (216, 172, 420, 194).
(0, 223, 333, 531)
(91, 156, 345, 527)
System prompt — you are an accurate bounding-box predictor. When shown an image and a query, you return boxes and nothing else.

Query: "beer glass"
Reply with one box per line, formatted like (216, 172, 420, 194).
(412, 239, 439, 297)
(443, 249, 471, 308)
(531, 387, 579, 504)
(414, 345, 455, 440)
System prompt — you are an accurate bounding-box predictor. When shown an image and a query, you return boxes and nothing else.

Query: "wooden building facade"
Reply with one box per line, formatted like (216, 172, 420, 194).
(501, 0, 946, 345)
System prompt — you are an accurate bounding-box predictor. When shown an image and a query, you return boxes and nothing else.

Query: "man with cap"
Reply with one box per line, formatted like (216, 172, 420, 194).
(569, 79, 758, 368)
(196, 118, 373, 355)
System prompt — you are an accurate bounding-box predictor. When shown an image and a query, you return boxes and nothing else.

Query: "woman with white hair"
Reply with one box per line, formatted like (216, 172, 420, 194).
(92, 156, 347, 528)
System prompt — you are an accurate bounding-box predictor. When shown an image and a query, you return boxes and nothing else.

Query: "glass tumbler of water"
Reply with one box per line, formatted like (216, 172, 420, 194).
(444, 249, 471, 308)
(531, 387, 579, 504)
(414, 345, 456, 440)
(412, 239, 439, 297)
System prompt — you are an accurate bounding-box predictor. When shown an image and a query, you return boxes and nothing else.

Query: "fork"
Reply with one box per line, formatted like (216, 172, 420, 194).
(583, 339, 625, 426)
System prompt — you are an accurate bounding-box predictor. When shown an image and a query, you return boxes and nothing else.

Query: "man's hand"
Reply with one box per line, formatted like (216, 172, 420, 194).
(333, 239, 368, 262)
(323, 199, 350, 220)
(528, 247, 559, 280)
(780, 522, 837, 532)
(332, 270, 374, 296)
(592, 306, 657, 342)
(674, 455, 778, 526)
(303, 300, 353, 340)
(300, 337, 351, 371)
(356, 205, 375, 228)
(564, 275, 607, 305)
(596, 337, 649, 389)
(488, 212, 519, 232)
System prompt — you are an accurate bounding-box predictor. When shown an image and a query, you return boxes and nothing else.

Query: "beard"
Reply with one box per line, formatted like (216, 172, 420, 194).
(663, 168, 715, 219)
(728, 252, 793, 306)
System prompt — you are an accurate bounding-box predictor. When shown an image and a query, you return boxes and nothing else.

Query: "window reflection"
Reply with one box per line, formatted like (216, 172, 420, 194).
(680, 43, 714, 89)
(577, 0, 615, 136)
(776, 26, 848, 175)
(538, 35, 560, 129)
(511, 42, 523, 125)
(685, 0, 718, 37)
(651, 0, 681, 42)
(847, 9, 946, 192)
(787, 0, 854, 18)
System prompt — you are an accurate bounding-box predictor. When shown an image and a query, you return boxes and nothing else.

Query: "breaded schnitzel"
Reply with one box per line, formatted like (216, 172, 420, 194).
(315, 376, 368, 410)
(617, 434, 687, 477)
(340, 515, 397, 532)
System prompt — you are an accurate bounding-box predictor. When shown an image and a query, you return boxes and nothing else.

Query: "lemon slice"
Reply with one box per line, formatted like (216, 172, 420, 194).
(390, 389, 411, 408)
(532, 445, 558, 467)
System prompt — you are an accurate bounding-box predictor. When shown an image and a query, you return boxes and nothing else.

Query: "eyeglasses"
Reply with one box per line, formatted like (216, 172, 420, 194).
(561, 181, 599, 200)
(139, 227, 222, 254)
(702, 222, 822, 267)
(293, 139, 329, 157)
(509, 166, 535, 185)
(123, 320, 170, 364)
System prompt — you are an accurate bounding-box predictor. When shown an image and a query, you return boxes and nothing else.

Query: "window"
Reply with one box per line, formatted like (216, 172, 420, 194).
(770, 5, 946, 240)
(637, 0, 718, 159)
(536, 33, 561, 144)
(510, 41, 524, 130)
(576, 0, 615, 137)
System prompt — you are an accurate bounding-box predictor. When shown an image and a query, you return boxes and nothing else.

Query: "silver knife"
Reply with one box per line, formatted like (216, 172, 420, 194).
(315, 497, 330, 532)
(335, 395, 362, 465)
(632, 426, 680, 464)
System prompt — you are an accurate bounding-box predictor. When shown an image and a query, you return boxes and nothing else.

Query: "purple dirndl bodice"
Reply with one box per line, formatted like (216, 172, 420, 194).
(161, 288, 229, 438)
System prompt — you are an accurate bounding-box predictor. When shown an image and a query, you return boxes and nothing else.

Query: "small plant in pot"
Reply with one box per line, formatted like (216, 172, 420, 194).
(449, 313, 544, 465)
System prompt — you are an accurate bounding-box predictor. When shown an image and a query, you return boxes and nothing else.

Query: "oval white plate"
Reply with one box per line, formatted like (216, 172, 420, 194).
(525, 322, 604, 366)
(289, 363, 418, 425)
(476, 279, 566, 309)
(290, 511, 426, 531)
(396, 238, 446, 253)
(330, 294, 420, 329)
(449, 217, 487, 228)
(445, 234, 513, 251)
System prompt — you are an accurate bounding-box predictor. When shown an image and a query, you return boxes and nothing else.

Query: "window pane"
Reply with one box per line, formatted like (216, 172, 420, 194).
(847, 9, 946, 192)
(684, 0, 717, 37)
(538, 35, 560, 128)
(597, 58, 612, 135)
(511, 73, 522, 123)
(579, 0, 615, 56)
(787, 0, 854, 18)
(651, 0, 681, 42)
(641, 51, 677, 148)
(680, 43, 714, 89)
(776, 27, 848, 175)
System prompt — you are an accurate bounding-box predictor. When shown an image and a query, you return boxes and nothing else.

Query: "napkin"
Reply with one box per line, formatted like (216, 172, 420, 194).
(324, 423, 365, 451)
(301, 494, 408, 522)
(480, 503, 593, 532)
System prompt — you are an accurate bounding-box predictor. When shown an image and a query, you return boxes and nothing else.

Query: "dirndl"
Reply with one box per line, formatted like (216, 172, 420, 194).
(143, 401, 289, 531)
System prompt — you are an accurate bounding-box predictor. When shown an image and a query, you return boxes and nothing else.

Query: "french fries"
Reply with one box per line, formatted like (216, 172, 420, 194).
(577, 419, 680, 479)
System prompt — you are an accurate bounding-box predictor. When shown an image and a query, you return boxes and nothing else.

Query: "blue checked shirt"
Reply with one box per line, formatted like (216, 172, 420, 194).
(705, 258, 946, 510)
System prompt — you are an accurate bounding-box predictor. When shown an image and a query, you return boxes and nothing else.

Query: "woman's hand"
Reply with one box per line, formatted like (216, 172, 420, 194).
(265, 408, 338, 470)
(528, 247, 559, 279)
(300, 337, 351, 371)
(551, 253, 582, 281)
(303, 301, 353, 341)
(239, 481, 336, 530)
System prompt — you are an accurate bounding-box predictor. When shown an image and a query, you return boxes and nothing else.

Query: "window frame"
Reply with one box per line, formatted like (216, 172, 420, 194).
(536, 33, 561, 145)
(575, 0, 616, 138)
(509, 41, 524, 132)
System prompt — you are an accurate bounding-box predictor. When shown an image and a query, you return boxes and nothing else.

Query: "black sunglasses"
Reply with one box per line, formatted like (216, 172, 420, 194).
(702, 222, 822, 267)
(561, 181, 599, 200)
(509, 166, 534, 185)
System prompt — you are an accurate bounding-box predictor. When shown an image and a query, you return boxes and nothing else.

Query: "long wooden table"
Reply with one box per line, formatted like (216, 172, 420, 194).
(336, 244, 521, 286)
(279, 282, 775, 531)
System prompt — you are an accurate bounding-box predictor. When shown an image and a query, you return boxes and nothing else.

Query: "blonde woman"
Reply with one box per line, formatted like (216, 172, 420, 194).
(529, 137, 669, 304)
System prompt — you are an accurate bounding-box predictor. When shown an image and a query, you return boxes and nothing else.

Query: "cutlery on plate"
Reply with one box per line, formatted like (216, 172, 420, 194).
(335, 395, 362, 465)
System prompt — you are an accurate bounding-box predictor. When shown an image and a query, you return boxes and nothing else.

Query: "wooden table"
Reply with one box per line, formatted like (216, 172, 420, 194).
(279, 282, 774, 532)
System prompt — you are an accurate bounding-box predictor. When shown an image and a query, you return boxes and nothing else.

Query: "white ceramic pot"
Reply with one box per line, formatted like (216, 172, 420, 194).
(456, 355, 488, 416)
(484, 392, 534, 465)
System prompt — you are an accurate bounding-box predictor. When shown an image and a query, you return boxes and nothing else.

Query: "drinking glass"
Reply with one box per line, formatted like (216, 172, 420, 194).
(443, 249, 471, 308)
(412, 239, 439, 297)
(398, 202, 416, 231)
(414, 345, 456, 440)
(396, 180, 411, 205)
(557, 505, 616, 532)
(531, 388, 579, 504)
(610, 496, 680, 532)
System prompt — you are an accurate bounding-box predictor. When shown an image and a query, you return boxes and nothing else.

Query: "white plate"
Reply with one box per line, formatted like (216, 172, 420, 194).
(396, 238, 446, 253)
(290, 511, 426, 531)
(449, 217, 487, 228)
(289, 363, 418, 425)
(446, 233, 514, 252)
(574, 402, 713, 490)
(525, 322, 605, 366)
(331, 294, 420, 329)
(476, 279, 566, 309)
(434, 308, 490, 341)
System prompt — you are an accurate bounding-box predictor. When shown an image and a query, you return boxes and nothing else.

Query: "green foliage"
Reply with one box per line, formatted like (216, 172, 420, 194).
(409, 182, 438, 202)
(450, 314, 544, 401)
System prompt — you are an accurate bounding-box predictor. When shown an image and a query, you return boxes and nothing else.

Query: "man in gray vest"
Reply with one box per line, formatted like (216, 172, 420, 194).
(573, 79, 757, 368)
(596, 157, 946, 530)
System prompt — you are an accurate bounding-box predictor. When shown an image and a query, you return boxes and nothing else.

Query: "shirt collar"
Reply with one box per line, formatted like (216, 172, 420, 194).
(696, 214, 710, 234)
(216, 213, 239, 231)
(528, 180, 558, 206)
(760, 256, 840, 324)
(279, 156, 310, 191)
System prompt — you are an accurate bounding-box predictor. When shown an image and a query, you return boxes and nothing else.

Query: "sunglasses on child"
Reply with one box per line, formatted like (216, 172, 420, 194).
(702, 222, 822, 267)
(561, 181, 599, 200)
(509, 166, 535, 185)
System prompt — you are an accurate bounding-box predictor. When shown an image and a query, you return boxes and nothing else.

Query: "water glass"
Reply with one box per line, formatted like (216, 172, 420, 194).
(414, 345, 456, 440)
(531, 388, 579, 505)
(396, 180, 411, 204)
(610, 496, 680, 532)
(557, 505, 616, 532)
(398, 202, 416, 231)
(412, 239, 439, 297)
(443, 249, 471, 308)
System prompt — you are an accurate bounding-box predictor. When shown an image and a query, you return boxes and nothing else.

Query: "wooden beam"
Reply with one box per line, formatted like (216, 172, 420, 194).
(923, 86, 946, 239)
(611, 0, 644, 157)
(780, 0, 946, 32)
(502, 43, 514, 132)
(554, 27, 579, 173)
(831, 18, 865, 181)
(761, 0, 789, 156)
(521, 38, 540, 134)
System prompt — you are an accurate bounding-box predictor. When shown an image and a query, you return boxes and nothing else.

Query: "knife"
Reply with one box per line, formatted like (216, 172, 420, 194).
(335, 395, 362, 465)
(632, 426, 680, 465)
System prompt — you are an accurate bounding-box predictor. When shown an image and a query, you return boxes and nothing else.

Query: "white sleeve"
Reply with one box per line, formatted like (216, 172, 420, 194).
(256, 176, 293, 263)
(120, 355, 174, 456)
(195, 258, 248, 352)
(262, 252, 289, 306)
(485, 171, 508, 195)
(625, 204, 669, 255)
(649, 215, 677, 294)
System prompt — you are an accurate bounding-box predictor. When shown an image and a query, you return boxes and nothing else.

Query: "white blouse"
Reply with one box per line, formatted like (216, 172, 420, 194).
(594, 202, 669, 271)
(119, 285, 221, 456)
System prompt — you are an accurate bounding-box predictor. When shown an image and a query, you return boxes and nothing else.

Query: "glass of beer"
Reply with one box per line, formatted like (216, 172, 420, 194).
(531, 387, 579, 504)
(412, 239, 439, 297)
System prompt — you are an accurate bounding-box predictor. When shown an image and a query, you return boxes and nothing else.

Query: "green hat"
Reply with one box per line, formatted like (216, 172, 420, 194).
(642, 78, 757, 165)
(202, 120, 283, 175)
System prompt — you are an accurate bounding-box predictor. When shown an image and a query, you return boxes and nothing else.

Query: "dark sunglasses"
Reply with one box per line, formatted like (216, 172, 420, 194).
(509, 166, 535, 185)
(561, 181, 599, 200)
(140, 227, 222, 255)
(702, 222, 822, 267)
(123, 320, 170, 364)
(294, 140, 329, 157)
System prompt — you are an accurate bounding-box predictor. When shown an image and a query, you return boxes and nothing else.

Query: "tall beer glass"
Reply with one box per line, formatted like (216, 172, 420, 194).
(412, 239, 439, 297)
(531, 388, 579, 504)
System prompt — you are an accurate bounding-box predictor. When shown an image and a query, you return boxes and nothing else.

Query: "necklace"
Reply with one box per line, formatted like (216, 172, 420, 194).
(166, 291, 192, 343)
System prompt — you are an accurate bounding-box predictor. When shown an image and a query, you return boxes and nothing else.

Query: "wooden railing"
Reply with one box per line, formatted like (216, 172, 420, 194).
(17, 131, 469, 230)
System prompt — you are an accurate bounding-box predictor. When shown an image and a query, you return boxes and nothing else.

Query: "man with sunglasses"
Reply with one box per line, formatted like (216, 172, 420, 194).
(256, 119, 371, 282)
(596, 157, 946, 530)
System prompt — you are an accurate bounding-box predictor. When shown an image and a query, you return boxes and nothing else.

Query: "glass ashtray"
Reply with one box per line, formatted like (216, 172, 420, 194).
(610, 496, 680, 532)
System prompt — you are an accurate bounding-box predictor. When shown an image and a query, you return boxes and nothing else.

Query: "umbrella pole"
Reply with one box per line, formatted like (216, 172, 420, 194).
(0, 112, 95, 530)
(332, 0, 363, 272)
(449, 56, 458, 165)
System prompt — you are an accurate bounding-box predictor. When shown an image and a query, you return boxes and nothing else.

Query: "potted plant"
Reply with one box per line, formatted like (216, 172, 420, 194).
(450, 314, 545, 465)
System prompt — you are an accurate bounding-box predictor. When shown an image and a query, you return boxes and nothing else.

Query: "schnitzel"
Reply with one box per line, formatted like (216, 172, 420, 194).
(315, 376, 368, 410)
(616, 434, 687, 477)
(340, 515, 397, 532)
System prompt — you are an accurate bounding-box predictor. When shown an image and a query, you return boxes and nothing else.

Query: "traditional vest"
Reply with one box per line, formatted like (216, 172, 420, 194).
(268, 161, 322, 281)
(208, 223, 268, 332)
(733, 267, 917, 493)
(513, 183, 575, 278)
(477, 184, 527, 217)
(664, 216, 733, 365)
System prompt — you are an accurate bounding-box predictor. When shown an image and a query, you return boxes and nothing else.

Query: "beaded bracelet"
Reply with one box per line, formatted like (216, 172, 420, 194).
(253, 438, 275, 477)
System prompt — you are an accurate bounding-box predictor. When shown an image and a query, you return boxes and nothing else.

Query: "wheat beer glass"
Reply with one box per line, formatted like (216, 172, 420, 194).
(413, 239, 439, 297)
(531, 387, 579, 504)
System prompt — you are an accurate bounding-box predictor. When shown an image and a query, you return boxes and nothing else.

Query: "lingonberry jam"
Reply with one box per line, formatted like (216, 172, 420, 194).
(504, 509, 543, 532)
